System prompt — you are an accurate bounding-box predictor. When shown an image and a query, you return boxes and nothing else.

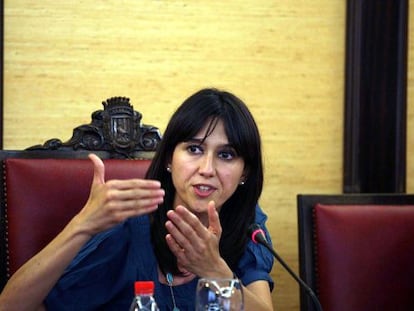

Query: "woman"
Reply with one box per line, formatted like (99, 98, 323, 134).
(0, 88, 274, 310)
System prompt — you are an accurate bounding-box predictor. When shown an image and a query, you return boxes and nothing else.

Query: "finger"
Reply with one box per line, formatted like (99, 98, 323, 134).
(165, 218, 190, 246)
(207, 201, 221, 236)
(165, 233, 185, 254)
(172, 205, 203, 228)
(106, 188, 165, 204)
(112, 196, 164, 211)
(165, 232, 193, 268)
(105, 179, 162, 191)
(102, 180, 164, 205)
(166, 211, 211, 259)
(167, 207, 201, 240)
(168, 206, 216, 245)
(88, 153, 105, 185)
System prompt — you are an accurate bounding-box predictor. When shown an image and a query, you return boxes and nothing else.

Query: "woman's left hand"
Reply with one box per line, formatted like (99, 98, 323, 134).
(165, 201, 233, 278)
(165, 201, 274, 310)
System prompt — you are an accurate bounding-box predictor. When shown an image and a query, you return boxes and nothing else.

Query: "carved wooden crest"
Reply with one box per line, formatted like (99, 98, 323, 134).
(27, 97, 162, 158)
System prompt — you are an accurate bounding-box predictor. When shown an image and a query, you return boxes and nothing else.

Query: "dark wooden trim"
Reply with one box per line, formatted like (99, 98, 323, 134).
(343, 0, 408, 193)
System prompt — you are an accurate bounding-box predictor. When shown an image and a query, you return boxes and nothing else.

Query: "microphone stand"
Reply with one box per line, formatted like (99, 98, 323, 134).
(259, 241, 323, 311)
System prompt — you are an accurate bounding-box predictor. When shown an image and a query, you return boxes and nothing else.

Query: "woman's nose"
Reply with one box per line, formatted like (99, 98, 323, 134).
(198, 153, 215, 176)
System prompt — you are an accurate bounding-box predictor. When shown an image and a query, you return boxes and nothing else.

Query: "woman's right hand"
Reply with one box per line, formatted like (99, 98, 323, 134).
(74, 154, 165, 236)
(0, 154, 164, 311)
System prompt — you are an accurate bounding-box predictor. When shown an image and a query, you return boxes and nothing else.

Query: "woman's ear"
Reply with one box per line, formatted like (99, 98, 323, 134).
(239, 169, 249, 185)
(165, 156, 173, 172)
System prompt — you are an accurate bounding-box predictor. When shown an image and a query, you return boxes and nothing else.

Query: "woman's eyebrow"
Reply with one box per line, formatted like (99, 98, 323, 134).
(184, 138, 235, 149)
(184, 138, 204, 144)
(199, 140, 236, 148)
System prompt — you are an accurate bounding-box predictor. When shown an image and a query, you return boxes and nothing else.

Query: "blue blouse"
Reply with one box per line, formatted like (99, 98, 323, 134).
(45, 206, 274, 311)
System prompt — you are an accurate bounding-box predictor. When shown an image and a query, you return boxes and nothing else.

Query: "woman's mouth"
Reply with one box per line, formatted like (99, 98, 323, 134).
(193, 184, 216, 197)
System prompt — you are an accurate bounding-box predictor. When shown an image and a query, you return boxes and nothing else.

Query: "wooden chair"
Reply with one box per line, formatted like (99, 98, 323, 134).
(297, 194, 414, 311)
(0, 97, 161, 291)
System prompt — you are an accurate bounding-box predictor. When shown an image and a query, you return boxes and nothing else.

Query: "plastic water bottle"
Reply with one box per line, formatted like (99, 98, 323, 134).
(129, 281, 159, 311)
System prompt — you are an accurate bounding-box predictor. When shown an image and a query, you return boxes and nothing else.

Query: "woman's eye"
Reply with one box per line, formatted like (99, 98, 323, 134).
(187, 145, 203, 154)
(219, 150, 237, 160)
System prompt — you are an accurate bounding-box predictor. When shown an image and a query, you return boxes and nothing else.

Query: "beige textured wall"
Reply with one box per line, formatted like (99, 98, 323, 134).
(3, 1, 413, 310)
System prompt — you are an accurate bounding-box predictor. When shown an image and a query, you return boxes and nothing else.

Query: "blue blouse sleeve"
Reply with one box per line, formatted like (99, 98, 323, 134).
(236, 205, 274, 291)
(44, 216, 153, 310)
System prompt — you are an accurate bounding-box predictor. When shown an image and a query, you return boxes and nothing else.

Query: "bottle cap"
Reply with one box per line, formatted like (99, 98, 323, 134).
(134, 281, 155, 295)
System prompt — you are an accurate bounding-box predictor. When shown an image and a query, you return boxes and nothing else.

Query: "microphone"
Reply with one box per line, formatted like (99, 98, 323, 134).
(248, 224, 323, 311)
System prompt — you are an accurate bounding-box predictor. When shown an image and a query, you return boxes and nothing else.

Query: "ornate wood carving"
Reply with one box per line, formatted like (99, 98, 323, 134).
(27, 97, 162, 158)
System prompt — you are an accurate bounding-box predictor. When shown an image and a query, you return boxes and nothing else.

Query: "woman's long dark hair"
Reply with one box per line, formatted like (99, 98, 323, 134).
(146, 88, 263, 275)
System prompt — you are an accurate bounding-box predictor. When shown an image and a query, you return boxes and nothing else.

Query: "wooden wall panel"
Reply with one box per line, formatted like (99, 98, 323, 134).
(344, 0, 408, 193)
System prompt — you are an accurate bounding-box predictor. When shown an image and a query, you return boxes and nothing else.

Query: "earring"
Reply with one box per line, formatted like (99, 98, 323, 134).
(239, 181, 245, 185)
(166, 166, 172, 173)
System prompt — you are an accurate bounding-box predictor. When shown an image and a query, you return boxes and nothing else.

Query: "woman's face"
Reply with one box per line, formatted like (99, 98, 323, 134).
(169, 119, 246, 224)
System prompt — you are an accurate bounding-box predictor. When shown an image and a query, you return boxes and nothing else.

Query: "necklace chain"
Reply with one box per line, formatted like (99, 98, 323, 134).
(166, 273, 180, 311)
